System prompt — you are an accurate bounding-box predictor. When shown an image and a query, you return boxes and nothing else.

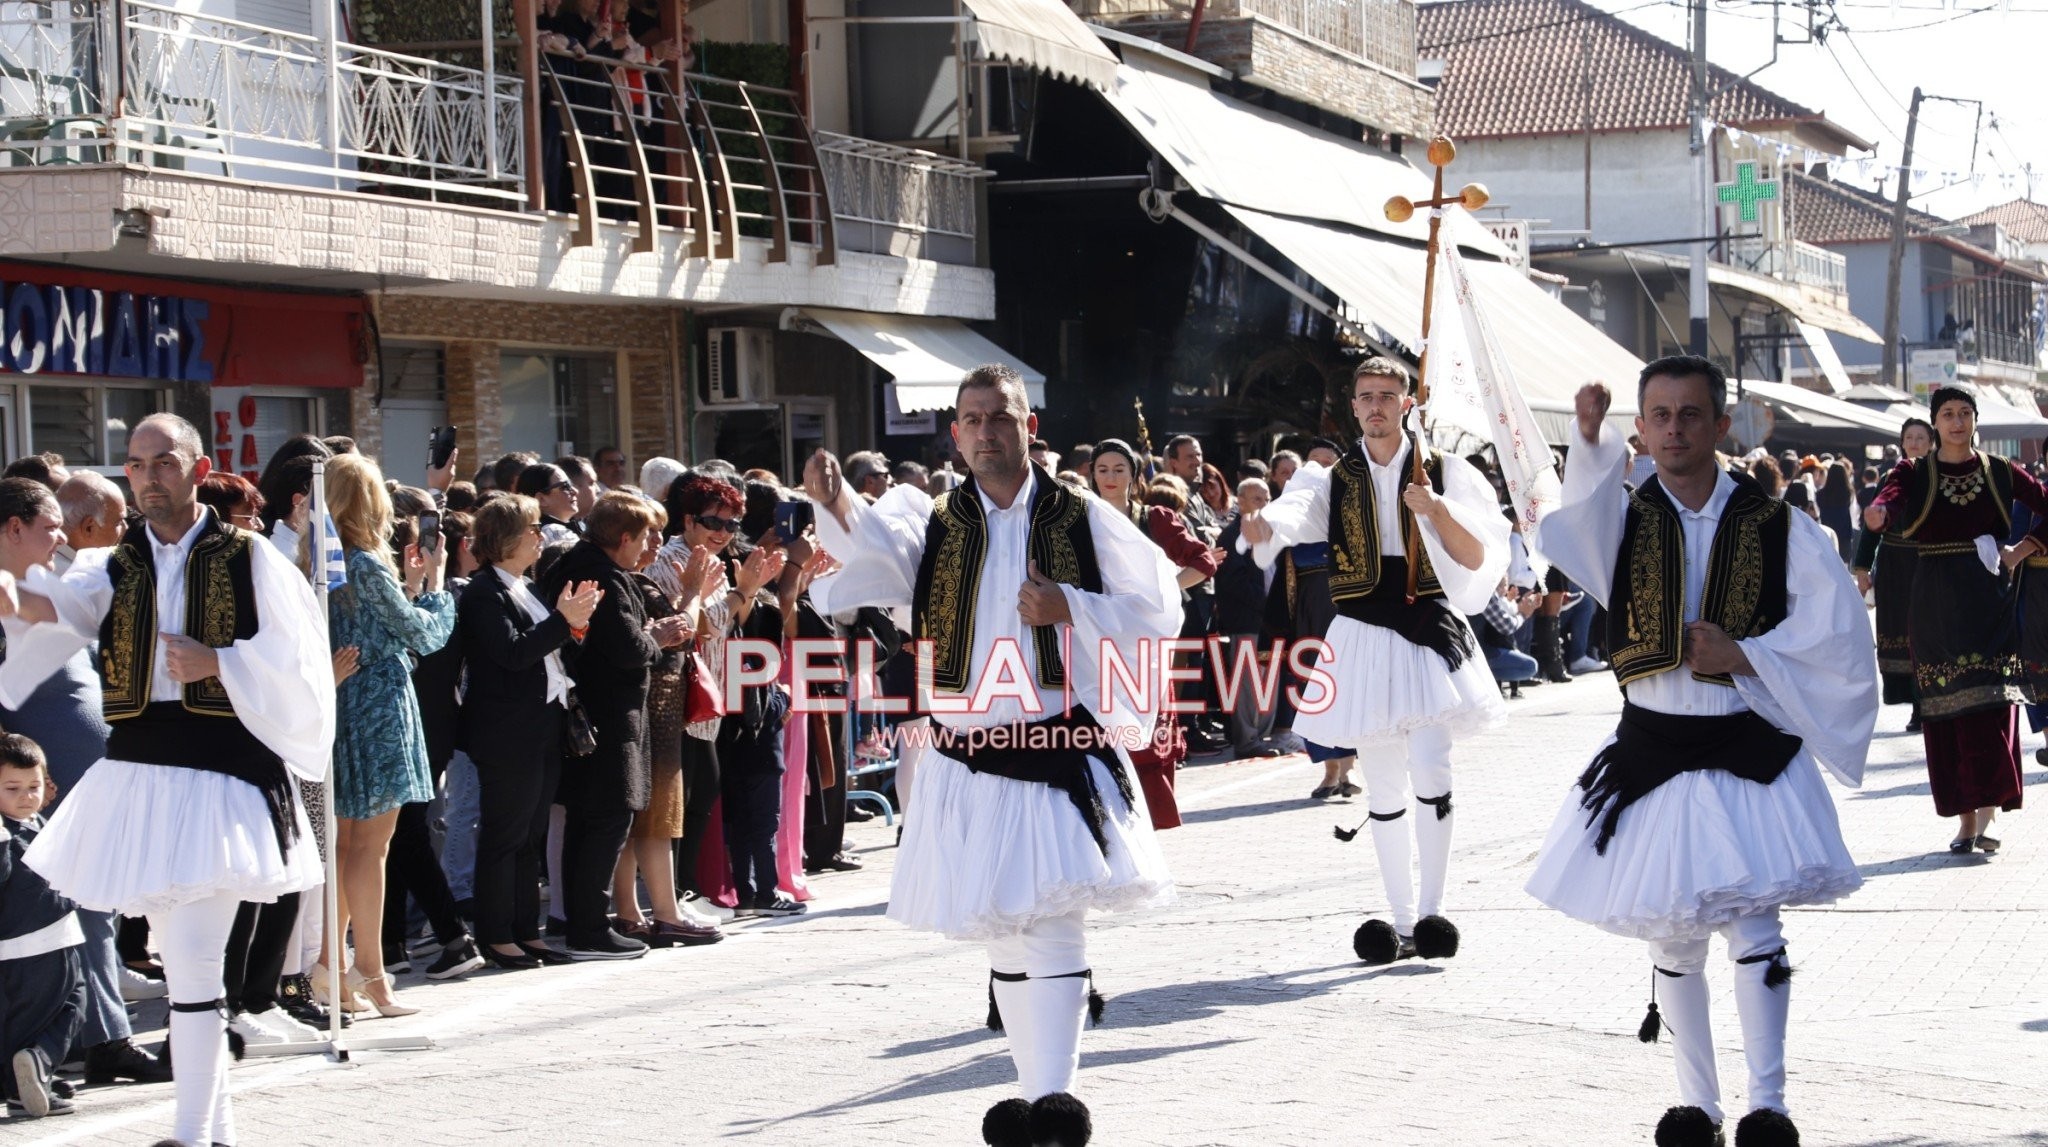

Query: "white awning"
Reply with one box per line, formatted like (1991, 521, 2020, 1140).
(1099, 60, 1512, 259)
(964, 0, 1120, 90)
(1793, 320, 1853, 395)
(1707, 264, 1882, 344)
(795, 308, 1047, 413)
(1738, 379, 1904, 443)
(1225, 207, 1644, 429)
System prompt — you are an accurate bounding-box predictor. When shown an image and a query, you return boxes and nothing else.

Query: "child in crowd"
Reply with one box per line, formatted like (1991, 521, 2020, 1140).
(0, 733, 87, 1118)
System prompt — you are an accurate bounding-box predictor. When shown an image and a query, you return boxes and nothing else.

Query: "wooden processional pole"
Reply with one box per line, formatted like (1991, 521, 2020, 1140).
(1383, 135, 1488, 602)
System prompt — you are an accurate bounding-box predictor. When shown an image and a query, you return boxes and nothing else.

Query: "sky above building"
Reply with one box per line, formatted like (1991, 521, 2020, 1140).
(1592, 0, 2047, 222)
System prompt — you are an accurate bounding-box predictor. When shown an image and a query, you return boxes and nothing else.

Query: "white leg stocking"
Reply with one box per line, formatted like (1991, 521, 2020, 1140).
(151, 892, 244, 1147)
(1725, 911, 1791, 1115)
(1359, 739, 1415, 932)
(1407, 725, 1455, 920)
(985, 910, 1090, 1100)
(1648, 936, 1722, 1126)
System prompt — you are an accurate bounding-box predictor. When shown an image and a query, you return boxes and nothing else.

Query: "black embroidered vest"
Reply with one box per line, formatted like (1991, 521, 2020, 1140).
(1328, 436, 1447, 605)
(100, 508, 261, 720)
(912, 465, 1103, 693)
(1896, 451, 2015, 540)
(1608, 471, 1789, 689)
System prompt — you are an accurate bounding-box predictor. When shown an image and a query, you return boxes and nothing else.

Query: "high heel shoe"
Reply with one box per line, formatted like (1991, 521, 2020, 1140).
(308, 965, 367, 1014)
(345, 968, 421, 1018)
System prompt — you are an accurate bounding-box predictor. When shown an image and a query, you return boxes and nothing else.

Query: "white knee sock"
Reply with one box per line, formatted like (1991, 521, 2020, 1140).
(1408, 727, 1454, 920)
(153, 893, 242, 1147)
(1658, 969, 1722, 1124)
(1019, 974, 1088, 1099)
(988, 973, 1042, 1096)
(987, 911, 1089, 1100)
(1360, 741, 1415, 932)
(1366, 815, 1415, 932)
(1726, 912, 1791, 1116)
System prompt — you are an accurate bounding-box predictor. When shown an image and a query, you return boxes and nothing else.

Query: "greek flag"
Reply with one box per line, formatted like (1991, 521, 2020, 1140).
(321, 512, 347, 592)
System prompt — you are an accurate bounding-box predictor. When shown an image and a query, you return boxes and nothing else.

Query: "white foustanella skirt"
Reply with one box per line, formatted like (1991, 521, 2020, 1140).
(25, 759, 324, 917)
(888, 742, 1175, 942)
(1292, 615, 1508, 750)
(1525, 747, 1863, 942)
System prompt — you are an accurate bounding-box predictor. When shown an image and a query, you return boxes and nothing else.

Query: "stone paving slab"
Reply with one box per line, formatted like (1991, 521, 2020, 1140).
(13, 674, 2048, 1145)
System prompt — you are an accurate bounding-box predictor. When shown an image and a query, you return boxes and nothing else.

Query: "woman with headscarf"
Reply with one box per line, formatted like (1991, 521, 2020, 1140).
(1852, 418, 1934, 732)
(1088, 438, 1219, 829)
(1867, 390, 2048, 854)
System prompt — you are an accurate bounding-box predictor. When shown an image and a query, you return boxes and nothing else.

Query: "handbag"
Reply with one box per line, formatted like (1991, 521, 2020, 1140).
(564, 690, 599, 757)
(683, 650, 725, 726)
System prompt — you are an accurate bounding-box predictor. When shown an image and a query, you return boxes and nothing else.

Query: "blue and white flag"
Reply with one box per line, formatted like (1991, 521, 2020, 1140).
(321, 511, 347, 592)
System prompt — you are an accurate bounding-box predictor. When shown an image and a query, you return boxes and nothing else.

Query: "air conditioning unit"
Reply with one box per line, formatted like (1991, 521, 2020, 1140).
(704, 327, 774, 404)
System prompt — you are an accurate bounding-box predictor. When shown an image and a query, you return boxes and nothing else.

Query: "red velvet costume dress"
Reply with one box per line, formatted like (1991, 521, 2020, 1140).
(1870, 452, 2048, 817)
(1126, 504, 1219, 829)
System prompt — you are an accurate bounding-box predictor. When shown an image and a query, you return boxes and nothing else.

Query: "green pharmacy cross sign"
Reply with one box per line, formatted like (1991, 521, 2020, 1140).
(1716, 161, 1780, 223)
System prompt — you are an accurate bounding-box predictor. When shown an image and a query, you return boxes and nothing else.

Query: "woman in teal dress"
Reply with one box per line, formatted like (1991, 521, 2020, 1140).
(321, 454, 454, 1017)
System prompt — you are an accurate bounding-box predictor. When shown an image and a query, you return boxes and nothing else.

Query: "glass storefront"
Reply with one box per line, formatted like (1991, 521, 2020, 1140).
(500, 351, 620, 460)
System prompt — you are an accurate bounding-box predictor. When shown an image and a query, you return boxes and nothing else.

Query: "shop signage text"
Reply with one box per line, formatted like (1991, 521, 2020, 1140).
(0, 282, 213, 382)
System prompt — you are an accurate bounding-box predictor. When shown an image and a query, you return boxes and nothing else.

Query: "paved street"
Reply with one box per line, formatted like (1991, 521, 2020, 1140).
(18, 675, 2048, 1146)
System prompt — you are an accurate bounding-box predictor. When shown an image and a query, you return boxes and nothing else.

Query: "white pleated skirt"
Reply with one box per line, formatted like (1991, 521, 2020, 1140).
(888, 743, 1176, 943)
(1293, 615, 1508, 749)
(25, 759, 324, 917)
(1525, 748, 1862, 942)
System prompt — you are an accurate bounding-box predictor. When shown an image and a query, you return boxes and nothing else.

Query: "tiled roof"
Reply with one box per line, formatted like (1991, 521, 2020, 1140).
(1788, 172, 1944, 245)
(1419, 0, 1870, 150)
(1959, 198, 2048, 243)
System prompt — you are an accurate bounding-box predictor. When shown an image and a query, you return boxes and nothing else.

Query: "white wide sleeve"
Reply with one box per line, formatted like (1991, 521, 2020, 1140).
(808, 484, 932, 615)
(1733, 511, 1878, 788)
(1418, 452, 1512, 616)
(217, 539, 338, 782)
(1531, 423, 1629, 609)
(1241, 462, 1331, 569)
(0, 550, 117, 708)
(1063, 497, 1186, 746)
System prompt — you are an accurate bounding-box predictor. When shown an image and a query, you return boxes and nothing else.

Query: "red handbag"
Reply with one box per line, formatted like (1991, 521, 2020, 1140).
(684, 650, 725, 725)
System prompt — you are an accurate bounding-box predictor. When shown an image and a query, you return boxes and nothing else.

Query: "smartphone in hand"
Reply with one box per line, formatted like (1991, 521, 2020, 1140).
(773, 500, 813, 544)
(418, 510, 442, 554)
(428, 425, 458, 470)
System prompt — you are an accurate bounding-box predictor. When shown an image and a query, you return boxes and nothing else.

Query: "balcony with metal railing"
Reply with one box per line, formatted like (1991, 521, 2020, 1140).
(1722, 235, 1848, 296)
(0, 0, 986, 275)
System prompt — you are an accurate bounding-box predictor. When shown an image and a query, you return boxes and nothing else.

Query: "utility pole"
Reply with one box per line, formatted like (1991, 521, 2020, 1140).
(1687, 0, 1710, 357)
(1880, 87, 1923, 390)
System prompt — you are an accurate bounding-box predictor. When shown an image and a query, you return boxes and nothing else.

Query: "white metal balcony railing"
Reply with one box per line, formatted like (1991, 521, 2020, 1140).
(1072, 0, 1418, 77)
(1723, 235, 1848, 294)
(815, 131, 984, 261)
(1, 0, 525, 201)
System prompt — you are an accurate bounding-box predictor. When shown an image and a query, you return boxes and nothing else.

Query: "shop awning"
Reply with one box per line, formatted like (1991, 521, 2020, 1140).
(965, 0, 1120, 90)
(1225, 207, 1644, 431)
(1737, 379, 1904, 446)
(794, 308, 1047, 413)
(1707, 264, 1882, 345)
(1098, 60, 1512, 259)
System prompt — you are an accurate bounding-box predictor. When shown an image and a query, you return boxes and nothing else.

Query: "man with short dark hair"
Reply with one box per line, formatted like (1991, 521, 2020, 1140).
(1067, 443, 1095, 474)
(2, 453, 68, 492)
(492, 451, 540, 496)
(558, 456, 599, 522)
(0, 413, 333, 1145)
(891, 459, 930, 493)
(1530, 359, 1872, 1147)
(593, 446, 630, 491)
(805, 362, 1181, 1146)
(1241, 355, 1508, 966)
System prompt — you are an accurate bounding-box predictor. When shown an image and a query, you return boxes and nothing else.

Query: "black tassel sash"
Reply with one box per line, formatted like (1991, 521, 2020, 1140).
(106, 702, 299, 858)
(1578, 704, 1801, 855)
(931, 711, 1133, 856)
(1335, 557, 1476, 670)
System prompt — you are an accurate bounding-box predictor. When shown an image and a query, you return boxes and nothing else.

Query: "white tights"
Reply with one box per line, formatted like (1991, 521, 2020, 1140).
(1358, 725, 1455, 932)
(984, 910, 1090, 1100)
(1646, 910, 1792, 1124)
(149, 891, 245, 1147)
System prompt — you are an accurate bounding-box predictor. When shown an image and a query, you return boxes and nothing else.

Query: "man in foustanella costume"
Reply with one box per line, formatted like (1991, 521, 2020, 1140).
(1528, 360, 1873, 1147)
(1239, 356, 1510, 965)
(0, 414, 333, 1147)
(805, 364, 1181, 1147)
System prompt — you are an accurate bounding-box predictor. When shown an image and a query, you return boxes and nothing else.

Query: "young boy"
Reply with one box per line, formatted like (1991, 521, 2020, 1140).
(0, 733, 87, 1117)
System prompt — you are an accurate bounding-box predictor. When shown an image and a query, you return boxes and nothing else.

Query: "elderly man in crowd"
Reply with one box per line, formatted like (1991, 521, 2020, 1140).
(54, 472, 126, 574)
(594, 446, 631, 492)
(843, 451, 893, 503)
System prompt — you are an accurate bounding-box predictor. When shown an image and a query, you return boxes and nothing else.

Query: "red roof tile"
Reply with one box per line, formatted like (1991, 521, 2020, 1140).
(1787, 171, 1944, 245)
(1959, 198, 2048, 243)
(1419, 0, 1870, 151)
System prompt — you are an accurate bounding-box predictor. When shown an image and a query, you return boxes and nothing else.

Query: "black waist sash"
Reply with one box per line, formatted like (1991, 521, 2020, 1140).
(105, 702, 298, 857)
(930, 709, 1134, 855)
(1336, 556, 1475, 670)
(1577, 703, 1801, 855)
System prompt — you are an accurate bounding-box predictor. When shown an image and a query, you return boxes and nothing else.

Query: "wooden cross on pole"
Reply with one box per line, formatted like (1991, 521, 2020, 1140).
(1383, 135, 1489, 602)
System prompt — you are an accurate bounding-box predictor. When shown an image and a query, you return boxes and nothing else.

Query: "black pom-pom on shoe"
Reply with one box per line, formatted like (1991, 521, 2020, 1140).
(1733, 1109, 1799, 1147)
(1413, 915, 1460, 959)
(982, 1098, 1035, 1147)
(1028, 1092, 1093, 1147)
(1654, 1105, 1722, 1147)
(1353, 919, 1401, 965)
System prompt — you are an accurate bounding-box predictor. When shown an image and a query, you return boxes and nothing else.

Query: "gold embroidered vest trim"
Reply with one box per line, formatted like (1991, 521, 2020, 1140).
(1327, 436, 1445, 604)
(100, 509, 260, 720)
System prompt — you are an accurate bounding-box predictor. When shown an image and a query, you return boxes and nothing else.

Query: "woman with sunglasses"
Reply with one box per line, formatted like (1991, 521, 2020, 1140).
(516, 463, 582, 546)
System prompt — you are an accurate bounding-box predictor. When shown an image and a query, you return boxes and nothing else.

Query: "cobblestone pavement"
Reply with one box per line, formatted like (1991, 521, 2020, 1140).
(17, 676, 2048, 1146)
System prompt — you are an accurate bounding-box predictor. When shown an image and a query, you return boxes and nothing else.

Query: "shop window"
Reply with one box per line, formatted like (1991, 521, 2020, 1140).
(380, 343, 446, 401)
(29, 383, 167, 468)
(499, 352, 619, 460)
